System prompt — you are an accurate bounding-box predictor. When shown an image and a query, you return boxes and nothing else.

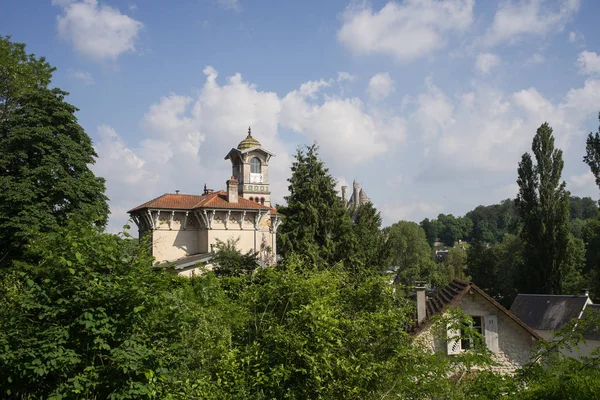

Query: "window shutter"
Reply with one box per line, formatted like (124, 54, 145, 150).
(447, 324, 461, 355)
(484, 315, 498, 353)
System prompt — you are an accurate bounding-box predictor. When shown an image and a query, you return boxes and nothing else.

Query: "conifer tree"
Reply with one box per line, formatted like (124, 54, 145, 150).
(516, 123, 571, 294)
(277, 144, 359, 268)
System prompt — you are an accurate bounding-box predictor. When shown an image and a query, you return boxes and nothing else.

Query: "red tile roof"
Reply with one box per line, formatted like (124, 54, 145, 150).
(128, 190, 277, 214)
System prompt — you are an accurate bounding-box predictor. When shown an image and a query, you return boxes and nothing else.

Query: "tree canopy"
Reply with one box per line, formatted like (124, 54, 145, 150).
(0, 37, 108, 267)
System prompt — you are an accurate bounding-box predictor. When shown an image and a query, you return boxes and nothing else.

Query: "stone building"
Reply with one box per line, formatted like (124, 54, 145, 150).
(412, 279, 540, 374)
(341, 180, 370, 209)
(128, 128, 280, 275)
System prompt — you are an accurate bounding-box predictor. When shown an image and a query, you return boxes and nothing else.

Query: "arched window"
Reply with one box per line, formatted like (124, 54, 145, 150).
(251, 157, 261, 174)
(255, 198, 260, 203)
(260, 197, 265, 205)
(249, 197, 254, 202)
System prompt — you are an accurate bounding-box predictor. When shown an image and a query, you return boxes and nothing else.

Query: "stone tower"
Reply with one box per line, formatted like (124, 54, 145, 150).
(224, 127, 275, 206)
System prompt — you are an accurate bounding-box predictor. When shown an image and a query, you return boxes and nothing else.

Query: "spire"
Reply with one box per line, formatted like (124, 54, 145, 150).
(247, 126, 252, 137)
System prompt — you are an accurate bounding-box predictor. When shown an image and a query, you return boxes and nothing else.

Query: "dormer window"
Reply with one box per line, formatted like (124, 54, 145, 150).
(251, 157, 261, 173)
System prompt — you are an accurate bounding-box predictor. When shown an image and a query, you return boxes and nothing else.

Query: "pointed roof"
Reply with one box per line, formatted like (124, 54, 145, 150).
(414, 279, 541, 339)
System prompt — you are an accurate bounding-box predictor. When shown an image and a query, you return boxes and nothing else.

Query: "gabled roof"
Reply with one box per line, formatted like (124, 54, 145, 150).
(509, 294, 591, 331)
(416, 279, 541, 340)
(128, 190, 277, 214)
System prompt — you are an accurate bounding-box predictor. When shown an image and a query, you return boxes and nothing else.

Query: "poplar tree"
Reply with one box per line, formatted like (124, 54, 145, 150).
(516, 123, 571, 294)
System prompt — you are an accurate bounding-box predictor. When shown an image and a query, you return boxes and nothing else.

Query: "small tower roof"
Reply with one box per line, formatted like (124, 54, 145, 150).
(237, 127, 261, 150)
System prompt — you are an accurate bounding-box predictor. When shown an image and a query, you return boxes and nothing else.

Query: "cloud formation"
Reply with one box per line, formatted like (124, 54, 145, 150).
(337, 0, 474, 62)
(482, 0, 580, 47)
(55, 0, 143, 61)
(475, 53, 500, 75)
(578, 51, 600, 75)
(367, 72, 395, 102)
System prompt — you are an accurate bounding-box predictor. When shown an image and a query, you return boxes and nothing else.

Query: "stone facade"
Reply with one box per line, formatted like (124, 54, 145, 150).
(128, 129, 280, 273)
(413, 280, 540, 374)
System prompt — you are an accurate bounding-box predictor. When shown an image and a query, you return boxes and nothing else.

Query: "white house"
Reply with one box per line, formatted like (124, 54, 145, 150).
(413, 279, 541, 374)
(128, 128, 280, 275)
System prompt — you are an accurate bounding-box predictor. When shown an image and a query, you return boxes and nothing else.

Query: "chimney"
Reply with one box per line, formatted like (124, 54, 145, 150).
(227, 176, 238, 203)
(341, 186, 348, 204)
(353, 180, 360, 208)
(415, 281, 427, 325)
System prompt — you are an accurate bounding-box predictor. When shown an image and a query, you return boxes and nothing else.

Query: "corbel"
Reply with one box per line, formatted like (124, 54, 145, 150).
(169, 211, 175, 230)
(240, 210, 246, 230)
(182, 211, 189, 230)
(146, 210, 155, 230)
(224, 210, 231, 229)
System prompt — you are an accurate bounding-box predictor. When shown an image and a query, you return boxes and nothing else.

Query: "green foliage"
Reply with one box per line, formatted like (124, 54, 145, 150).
(584, 112, 600, 195)
(0, 35, 55, 116)
(467, 234, 523, 307)
(277, 144, 360, 269)
(384, 221, 438, 286)
(465, 199, 519, 244)
(438, 247, 469, 284)
(0, 37, 108, 267)
(351, 202, 389, 272)
(516, 122, 571, 294)
(211, 237, 259, 277)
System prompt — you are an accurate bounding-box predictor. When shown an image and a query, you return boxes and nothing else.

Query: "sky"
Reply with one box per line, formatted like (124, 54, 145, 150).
(2, 0, 600, 231)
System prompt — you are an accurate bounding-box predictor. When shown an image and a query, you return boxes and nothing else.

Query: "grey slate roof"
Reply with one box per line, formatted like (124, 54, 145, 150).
(509, 294, 589, 331)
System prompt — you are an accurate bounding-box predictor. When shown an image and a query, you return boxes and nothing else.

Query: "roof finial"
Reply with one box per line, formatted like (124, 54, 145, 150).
(247, 126, 252, 137)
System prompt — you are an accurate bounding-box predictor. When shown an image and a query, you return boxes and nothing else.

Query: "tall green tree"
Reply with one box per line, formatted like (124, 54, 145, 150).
(352, 202, 388, 271)
(0, 37, 108, 267)
(584, 112, 600, 196)
(516, 122, 571, 294)
(277, 144, 359, 268)
(384, 221, 438, 286)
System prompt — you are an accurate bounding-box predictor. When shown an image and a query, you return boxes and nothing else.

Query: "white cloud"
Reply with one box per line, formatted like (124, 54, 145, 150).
(577, 51, 600, 75)
(217, 0, 240, 11)
(337, 0, 474, 62)
(96, 67, 406, 231)
(526, 53, 545, 64)
(411, 77, 454, 141)
(381, 201, 444, 223)
(482, 0, 580, 47)
(570, 171, 595, 189)
(569, 31, 584, 44)
(408, 75, 600, 184)
(337, 71, 355, 82)
(281, 85, 406, 165)
(67, 69, 94, 85)
(367, 72, 395, 102)
(55, 0, 143, 61)
(475, 53, 500, 74)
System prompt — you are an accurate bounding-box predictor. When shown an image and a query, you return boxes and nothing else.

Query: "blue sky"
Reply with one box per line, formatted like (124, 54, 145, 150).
(2, 0, 600, 231)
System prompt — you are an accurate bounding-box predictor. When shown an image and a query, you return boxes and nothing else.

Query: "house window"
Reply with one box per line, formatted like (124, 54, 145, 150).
(260, 197, 265, 205)
(249, 197, 254, 202)
(447, 314, 497, 354)
(461, 316, 483, 350)
(251, 157, 261, 173)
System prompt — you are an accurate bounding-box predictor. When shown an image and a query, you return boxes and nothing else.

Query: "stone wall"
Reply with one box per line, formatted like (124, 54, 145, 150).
(414, 291, 538, 374)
